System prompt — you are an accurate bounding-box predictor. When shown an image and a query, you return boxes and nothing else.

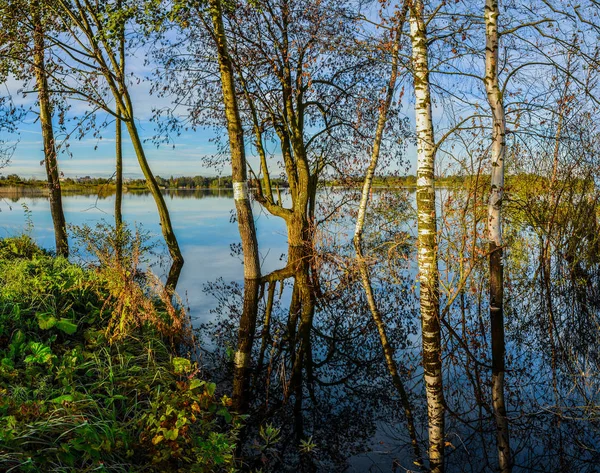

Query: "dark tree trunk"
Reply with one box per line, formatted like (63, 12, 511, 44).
(32, 0, 68, 258)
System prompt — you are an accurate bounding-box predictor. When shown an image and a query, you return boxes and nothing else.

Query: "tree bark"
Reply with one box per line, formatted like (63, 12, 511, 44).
(115, 115, 123, 229)
(31, 0, 69, 258)
(354, 4, 406, 248)
(409, 2, 444, 471)
(208, 0, 261, 280)
(209, 0, 262, 414)
(115, 0, 124, 233)
(352, 4, 424, 468)
(484, 1, 512, 471)
(122, 112, 183, 293)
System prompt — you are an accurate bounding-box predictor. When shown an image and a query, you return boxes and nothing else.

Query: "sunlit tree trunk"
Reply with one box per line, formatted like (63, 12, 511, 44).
(209, 0, 261, 413)
(353, 4, 423, 468)
(115, 0, 124, 233)
(484, 2, 511, 471)
(31, 0, 68, 257)
(121, 110, 183, 292)
(409, 2, 444, 471)
(51, 0, 184, 292)
(353, 4, 405, 248)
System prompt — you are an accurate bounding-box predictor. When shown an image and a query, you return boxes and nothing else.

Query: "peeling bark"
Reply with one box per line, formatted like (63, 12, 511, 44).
(409, 1, 444, 471)
(484, 1, 512, 471)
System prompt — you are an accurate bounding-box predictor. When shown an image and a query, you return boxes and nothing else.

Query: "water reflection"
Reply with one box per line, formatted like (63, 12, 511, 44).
(2, 187, 600, 471)
(200, 187, 600, 472)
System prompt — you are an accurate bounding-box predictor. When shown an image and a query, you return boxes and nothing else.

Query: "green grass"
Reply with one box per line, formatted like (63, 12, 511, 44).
(0, 235, 240, 473)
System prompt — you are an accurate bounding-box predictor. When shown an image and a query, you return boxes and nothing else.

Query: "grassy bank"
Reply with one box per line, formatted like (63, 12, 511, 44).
(0, 235, 239, 472)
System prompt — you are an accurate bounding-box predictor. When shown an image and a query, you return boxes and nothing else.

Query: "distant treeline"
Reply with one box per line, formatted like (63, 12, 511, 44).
(0, 174, 289, 190)
(1, 172, 586, 192)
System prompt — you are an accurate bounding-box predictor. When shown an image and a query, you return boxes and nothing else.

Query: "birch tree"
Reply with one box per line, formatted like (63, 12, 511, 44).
(408, 1, 444, 470)
(484, 1, 511, 471)
(352, 2, 424, 467)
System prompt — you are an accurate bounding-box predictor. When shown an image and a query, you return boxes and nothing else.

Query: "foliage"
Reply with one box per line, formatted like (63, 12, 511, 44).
(71, 222, 190, 343)
(0, 235, 240, 472)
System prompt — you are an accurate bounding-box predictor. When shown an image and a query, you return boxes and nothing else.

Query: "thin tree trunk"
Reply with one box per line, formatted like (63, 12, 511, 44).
(115, 0, 124, 233)
(209, 0, 262, 414)
(122, 113, 183, 292)
(409, 2, 444, 471)
(352, 4, 423, 468)
(47, 0, 182, 289)
(115, 116, 123, 229)
(354, 4, 406, 248)
(484, 2, 511, 471)
(31, 0, 68, 257)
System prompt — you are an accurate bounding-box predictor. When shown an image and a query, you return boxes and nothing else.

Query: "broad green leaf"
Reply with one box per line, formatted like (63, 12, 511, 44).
(164, 428, 179, 440)
(189, 378, 204, 391)
(56, 319, 77, 335)
(37, 312, 57, 330)
(172, 357, 191, 374)
(50, 394, 74, 403)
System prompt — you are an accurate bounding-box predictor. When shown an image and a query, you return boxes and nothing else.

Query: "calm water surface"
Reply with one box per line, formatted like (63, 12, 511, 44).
(2, 188, 599, 472)
(0, 190, 288, 324)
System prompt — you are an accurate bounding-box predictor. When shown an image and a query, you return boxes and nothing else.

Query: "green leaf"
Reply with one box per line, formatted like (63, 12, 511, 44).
(56, 319, 77, 335)
(50, 394, 74, 403)
(164, 428, 179, 441)
(37, 312, 57, 330)
(172, 357, 191, 374)
(9, 330, 26, 351)
(25, 341, 53, 364)
(206, 382, 216, 397)
(188, 379, 204, 391)
(217, 407, 232, 423)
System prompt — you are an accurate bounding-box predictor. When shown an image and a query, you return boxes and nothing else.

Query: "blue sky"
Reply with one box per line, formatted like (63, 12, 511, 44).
(1, 37, 421, 180)
(2, 71, 236, 179)
(3, 119, 228, 180)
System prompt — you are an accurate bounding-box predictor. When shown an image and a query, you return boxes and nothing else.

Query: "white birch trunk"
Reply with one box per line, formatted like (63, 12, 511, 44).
(409, 2, 445, 472)
(484, 1, 512, 471)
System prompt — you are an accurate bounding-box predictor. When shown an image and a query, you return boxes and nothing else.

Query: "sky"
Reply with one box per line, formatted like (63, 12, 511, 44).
(1, 79, 421, 181)
(0, 15, 426, 182)
(1, 68, 242, 179)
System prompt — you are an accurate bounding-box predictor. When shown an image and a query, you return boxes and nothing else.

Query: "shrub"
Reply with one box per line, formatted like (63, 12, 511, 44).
(0, 234, 239, 472)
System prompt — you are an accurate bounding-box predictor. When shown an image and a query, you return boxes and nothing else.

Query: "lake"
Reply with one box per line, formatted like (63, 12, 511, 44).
(1, 187, 599, 472)
(0, 189, 289, 324)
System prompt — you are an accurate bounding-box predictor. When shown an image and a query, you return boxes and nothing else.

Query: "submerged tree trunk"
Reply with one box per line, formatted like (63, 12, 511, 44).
(353, 4, 423, 468)
(484, 1, 511, 471)
(409, 2, 444, 471)
(115, 115, 123, 229)
(31, 0, 68, 258)
(209, 0, 262, 413)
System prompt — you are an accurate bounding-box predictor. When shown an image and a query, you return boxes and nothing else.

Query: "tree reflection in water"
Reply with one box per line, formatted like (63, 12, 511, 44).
(197, 186, 600, 472)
